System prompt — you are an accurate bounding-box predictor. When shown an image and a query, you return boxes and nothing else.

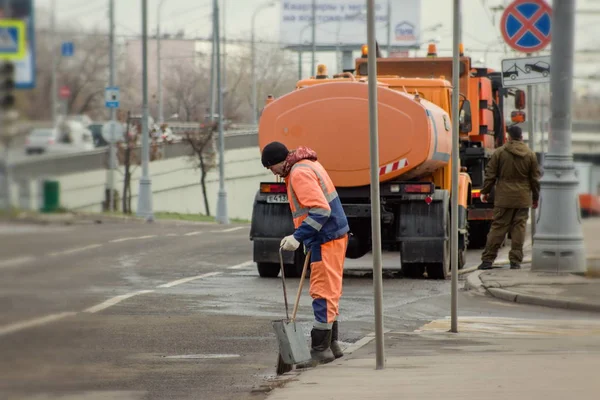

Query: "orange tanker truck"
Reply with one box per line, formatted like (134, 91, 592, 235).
(250, 43, 525, 279)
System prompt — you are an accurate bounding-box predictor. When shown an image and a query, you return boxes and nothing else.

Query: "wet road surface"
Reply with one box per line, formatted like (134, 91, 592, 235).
(0, 219, 515, 399)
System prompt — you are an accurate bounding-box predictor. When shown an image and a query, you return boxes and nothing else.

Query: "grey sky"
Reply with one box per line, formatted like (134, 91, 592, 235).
(34, 0, 600, 91)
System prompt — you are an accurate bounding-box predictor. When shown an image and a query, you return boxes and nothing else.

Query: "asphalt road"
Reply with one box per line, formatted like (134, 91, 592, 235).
(0, 219, 560, 400)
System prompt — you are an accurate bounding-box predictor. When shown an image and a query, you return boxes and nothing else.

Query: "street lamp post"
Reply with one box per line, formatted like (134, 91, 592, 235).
(157, 0, 166, 124)
(531, 0, 586, 273)
(214, 0, 228, 224)
(137, 0, 154, 221)
(251, 1, 275, 126)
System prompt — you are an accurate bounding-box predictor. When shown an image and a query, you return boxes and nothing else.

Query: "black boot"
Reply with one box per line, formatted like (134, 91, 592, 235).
(330, 321, 343, 359)
(477, 261, 493, 270)
(295, 328, 335, 369)
(510, 262, 521, 270)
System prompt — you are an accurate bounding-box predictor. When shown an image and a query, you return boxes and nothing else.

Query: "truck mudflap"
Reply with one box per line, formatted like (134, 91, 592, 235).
(396, 189, 449, 267)
(250, 189, 306, 278)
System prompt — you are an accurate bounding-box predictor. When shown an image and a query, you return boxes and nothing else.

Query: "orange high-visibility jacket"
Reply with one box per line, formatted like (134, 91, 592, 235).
(286, 160, 349, 247)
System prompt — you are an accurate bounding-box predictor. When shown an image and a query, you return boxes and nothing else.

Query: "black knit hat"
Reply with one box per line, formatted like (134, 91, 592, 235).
(261, 141, 289, 167)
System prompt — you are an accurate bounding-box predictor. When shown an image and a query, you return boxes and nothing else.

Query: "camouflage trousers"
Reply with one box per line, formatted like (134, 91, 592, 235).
(481, 207, 529, 264)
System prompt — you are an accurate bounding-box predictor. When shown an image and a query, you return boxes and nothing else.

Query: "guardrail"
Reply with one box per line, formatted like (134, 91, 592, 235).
(11, 129, 258, 181)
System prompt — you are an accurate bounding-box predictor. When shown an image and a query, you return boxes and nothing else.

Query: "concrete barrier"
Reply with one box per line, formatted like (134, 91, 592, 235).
(14, 146, 272, 221)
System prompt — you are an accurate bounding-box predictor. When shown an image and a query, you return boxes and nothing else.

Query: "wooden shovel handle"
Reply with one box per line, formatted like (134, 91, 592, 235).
(291, 250, 311, 321)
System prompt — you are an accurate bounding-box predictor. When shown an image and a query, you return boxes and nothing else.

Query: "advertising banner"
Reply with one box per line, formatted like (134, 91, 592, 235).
(280, 0, 420, 50)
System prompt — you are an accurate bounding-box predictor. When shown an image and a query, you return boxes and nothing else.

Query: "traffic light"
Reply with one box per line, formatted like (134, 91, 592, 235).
(0, 61, 16, 110)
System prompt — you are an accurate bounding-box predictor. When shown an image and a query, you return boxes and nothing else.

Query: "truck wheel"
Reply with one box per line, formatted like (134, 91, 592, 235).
(402, 263, 425, 278)
(427, 235, 450, 280)
(257, 263, 280, 278)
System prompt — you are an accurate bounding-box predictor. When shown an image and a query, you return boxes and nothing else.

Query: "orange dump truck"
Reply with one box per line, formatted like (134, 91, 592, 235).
(250, 45, 522, 279)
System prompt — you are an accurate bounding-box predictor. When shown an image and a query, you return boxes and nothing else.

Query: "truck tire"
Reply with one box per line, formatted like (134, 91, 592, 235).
(427, 238, 450, 279)
(257, 263, 281, 278)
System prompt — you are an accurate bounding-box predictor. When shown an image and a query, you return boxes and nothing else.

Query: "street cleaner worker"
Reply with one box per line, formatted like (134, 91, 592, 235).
(261, 141, 349, 367)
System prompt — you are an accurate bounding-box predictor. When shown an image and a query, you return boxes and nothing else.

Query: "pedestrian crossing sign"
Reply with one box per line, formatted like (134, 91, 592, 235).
(0, 19, 26, 61)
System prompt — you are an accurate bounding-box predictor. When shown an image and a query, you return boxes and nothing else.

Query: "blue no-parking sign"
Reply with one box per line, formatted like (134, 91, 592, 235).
(500, 0, 552, 53)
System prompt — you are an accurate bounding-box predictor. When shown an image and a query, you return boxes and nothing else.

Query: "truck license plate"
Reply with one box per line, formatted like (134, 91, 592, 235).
(267, 194, 288, 203)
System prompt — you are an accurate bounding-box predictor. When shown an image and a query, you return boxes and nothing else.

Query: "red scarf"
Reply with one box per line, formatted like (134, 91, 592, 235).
(281, 146, 318, 177)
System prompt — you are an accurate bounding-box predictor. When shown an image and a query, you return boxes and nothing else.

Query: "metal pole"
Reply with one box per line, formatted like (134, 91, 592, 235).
(157, 0, 165, 124)
(540, 84, 546, 165)
(298, 50, 302, 80)
(209, 13, 216, 123)
(450, 0, 460, 334)
(50, 0, 57, 125)
(1, 142, 11, 210)
(215, 0, 229, 224)
(311, 0, 316, 76)
(251, 10, 257, 125)
(526, 52, 535, 241)
(532, 0, 585, 273)
(366, 0, 384, 371)
(108, 0, 116, 212)
(386, 0, 391, 56)
(1, 0, 12, 210)
(137, 0, 154, 221)
(222, 0, 226, 91)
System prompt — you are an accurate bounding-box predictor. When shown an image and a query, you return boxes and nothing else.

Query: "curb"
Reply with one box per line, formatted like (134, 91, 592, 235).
(465, 270, 600, 313)
(487, 287, 600, 313)
(464, 270, 486, 293)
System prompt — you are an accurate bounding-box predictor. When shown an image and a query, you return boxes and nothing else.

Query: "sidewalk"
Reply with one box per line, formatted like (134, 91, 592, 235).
(261, 219, 600, 399)
(465, 218, 600, 312)
(263, 317, 600, 399)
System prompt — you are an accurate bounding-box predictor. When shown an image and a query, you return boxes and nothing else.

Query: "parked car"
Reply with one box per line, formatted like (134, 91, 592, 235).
(25, 128, 56, 154)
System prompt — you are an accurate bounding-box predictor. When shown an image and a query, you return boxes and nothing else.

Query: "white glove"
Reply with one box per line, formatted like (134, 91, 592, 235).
(280, 235, 300, 251)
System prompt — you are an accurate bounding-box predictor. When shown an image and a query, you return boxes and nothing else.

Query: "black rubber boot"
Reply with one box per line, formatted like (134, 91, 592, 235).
(330, 321, 343, 359)
(478, 261, 493, 270)
(510, 262, 521, 270)
(295, 328, 335, 369)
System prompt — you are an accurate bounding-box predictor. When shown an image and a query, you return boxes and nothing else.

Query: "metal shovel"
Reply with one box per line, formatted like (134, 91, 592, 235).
(272, 247, 312, 369)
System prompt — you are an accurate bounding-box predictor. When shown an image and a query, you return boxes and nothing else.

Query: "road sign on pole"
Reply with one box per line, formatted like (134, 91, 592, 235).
(500, 0, 552, 53)
(0, 19, 26, 61)
(101, 120, 124, 144)
(501, 55, 551, 87)
(61, 41, 74, 57)
(105, 86, 120, 108)
(59, 85, 70, 99)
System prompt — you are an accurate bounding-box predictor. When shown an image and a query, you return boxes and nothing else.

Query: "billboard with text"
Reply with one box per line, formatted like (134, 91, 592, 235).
(280, 0, 420, 49)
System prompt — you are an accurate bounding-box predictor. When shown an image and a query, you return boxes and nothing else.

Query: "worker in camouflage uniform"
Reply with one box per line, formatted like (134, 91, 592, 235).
(478, 125, 541, 270)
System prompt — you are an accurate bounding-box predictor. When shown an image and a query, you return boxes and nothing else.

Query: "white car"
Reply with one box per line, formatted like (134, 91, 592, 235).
(25, 128, 56, 154)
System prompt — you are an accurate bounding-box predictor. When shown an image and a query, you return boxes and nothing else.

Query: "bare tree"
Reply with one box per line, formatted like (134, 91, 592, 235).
(183, 125, 217, 216)
(19, 10, 138, 121)
(163, 63, 211, 122)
